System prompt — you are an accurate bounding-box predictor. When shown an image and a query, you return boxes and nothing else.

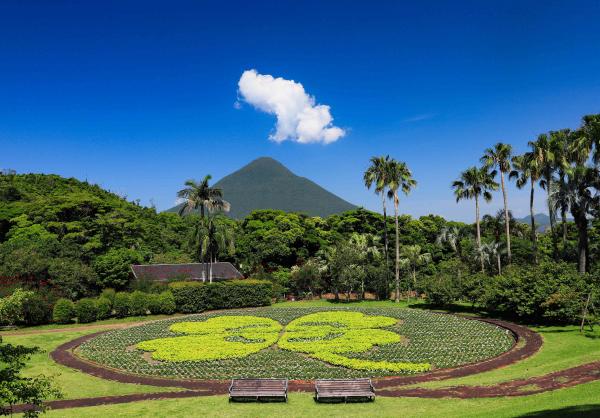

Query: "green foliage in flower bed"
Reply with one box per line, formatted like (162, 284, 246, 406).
(278, 311, 430, 373)
(77, 307, 514, 380)
(138, 316, 282, 361)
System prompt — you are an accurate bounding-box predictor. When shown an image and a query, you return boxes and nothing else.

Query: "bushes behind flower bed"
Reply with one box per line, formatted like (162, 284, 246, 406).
(169, 280, 272, 313)
(8, 279, 270, 326)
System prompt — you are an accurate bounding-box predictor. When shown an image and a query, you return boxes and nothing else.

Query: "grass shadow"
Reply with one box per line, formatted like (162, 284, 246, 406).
(518, 404, 600, 417)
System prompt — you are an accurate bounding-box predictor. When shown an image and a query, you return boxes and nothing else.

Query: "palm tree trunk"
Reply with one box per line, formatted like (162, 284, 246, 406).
(381, 192, 390, 297)
(530, 179, 538, 264)
(394, 193, 400, 303)
(546, 174, 559, 259)
(500, 172, 512, 263)
(497, 253, 502, 275)
(561, 208, 568, 247)
(575, 214, 588, 274)
(475, 195, 484, 273)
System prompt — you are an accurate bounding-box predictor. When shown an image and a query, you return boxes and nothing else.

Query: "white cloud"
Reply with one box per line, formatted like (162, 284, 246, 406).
(237, 69, 345, 144)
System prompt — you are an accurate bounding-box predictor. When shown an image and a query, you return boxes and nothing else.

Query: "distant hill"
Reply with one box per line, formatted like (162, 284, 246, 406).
(516, 213, 572, 231)
(167, 157, 356, 218)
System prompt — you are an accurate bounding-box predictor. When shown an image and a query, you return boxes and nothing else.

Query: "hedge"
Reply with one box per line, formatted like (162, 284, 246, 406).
(169, 280, 272, 313)
(53, 298, 76, 324)
(76, 298, 98, 323)
(96, 297, 113, 320)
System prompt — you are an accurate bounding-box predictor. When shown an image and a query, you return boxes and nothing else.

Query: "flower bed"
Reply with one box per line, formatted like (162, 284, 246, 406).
(77, 307, 514, 380)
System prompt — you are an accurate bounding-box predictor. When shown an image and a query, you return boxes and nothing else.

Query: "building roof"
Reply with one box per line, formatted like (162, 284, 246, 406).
(130, 262, 243, 282)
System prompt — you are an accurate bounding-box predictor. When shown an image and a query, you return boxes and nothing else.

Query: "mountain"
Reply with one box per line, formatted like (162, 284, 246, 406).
(516, 213, 572, 231)
(167, 157, 356, 218)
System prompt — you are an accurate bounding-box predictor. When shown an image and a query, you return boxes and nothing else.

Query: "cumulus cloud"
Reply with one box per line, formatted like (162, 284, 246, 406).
(237, 69, 345, 144)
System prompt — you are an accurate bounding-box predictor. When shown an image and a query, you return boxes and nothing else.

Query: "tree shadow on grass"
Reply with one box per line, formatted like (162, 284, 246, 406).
(518, 404, 600, 417)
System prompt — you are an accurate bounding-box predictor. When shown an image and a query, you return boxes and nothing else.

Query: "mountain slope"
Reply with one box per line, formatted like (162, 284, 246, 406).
(168, 157, 356, 218)
(516, 213, 572, 232)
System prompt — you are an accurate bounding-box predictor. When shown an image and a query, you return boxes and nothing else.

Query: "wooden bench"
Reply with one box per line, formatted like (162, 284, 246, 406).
(314, 378, 375, 403)
(229, 378, 288, 402)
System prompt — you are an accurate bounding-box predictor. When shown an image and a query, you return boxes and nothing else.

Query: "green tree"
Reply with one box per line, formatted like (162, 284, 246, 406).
(510, 152, 542, 262)
(481, 142, 513, 262)
(386, 160, 417, 303)
(399, 244, 431, 299)
(550, 166, 600, 273)
(177, 176, 231, 278)
(0, 337, 61, 417)
(364, 156, 392, 290)
(529, 133, 557, 252)
(451, 166, 499, 272)
(92, 248, 143, 289)
(177, 175, 230, 219)
(573, 113, 600, 165)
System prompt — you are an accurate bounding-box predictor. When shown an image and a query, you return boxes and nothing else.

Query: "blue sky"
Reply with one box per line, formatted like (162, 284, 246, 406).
(2, 1, 600, 221)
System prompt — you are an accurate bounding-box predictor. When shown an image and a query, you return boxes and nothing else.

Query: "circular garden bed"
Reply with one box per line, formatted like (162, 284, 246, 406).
(77, 307, 516, 380)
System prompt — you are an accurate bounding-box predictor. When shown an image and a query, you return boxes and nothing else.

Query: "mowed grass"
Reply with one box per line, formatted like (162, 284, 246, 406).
(42, 382, 600, 418)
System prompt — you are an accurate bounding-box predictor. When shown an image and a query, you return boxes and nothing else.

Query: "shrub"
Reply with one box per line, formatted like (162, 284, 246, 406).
(52, 298, 76, 324)
(169, 280, 272, 313)
(113, 292, 131, 318)
(100, 288, 116, 306)
(76, 298, 98, 323)
(129, 291, 149, 316)
(0, 289, 35, 326)
(147, 293, 161, 315)
(95, 297, 113, 320)
(423, 273, 461, 307)
(479, 261, 593, 323)
(169, 281, 205, 313)
(22, 292, 53, 325)
(157, 291, 176, 314)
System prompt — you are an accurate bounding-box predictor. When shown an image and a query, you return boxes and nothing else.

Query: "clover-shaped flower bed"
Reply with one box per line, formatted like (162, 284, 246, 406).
(77, 307, 515, 380)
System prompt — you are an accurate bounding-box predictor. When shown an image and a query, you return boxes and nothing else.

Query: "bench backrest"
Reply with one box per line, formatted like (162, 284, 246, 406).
(230, 379, 287, 391)
(316, 379, 373, 392)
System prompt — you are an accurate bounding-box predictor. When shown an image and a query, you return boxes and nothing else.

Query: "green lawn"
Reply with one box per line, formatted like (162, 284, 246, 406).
(5, 301, 600, 417)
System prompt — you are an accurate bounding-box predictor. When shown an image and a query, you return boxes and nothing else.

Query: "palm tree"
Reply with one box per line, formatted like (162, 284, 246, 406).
(573, 114, 600, 165)
(364, 156, 392, 295)
(177, 175, 230, 219)
(204, 215, 235, 282)
(550, 129, 574, 249)
(480, 242, 504, 275)
(177, 175, 230, 279)
(510, 153, 541, 262)
(549, 165, 600, 273)
(386, 160, 417, 303)
(435, 226, 464, 260)
(481, 142, 513, 263)
(528, 134, 557, 254)
(452, 166, 499, 272)
(435, 226, 467, 283)
(399, 245, 431, 300)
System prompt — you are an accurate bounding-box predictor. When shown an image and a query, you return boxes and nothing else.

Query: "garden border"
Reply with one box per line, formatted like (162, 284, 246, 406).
(50, 315, 542, 393)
